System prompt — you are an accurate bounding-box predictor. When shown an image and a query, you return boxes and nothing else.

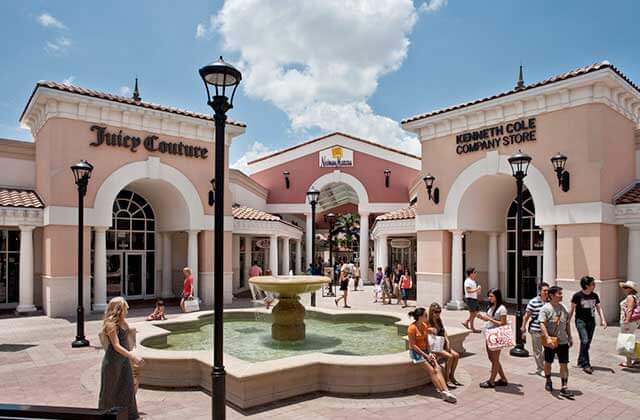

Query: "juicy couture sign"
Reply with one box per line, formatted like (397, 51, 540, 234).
(455, 118, 536, 155)
(89, 125, 209, 159)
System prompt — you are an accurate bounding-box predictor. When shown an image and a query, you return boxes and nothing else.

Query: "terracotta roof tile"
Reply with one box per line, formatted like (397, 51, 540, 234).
(21, 80, 246, 127)
(402, 61, 639, 125)
(615, 182, 640, 205)
(232, 206, 281, 221)
(375, 205, 416, 222)
(0, 188, 44, 208)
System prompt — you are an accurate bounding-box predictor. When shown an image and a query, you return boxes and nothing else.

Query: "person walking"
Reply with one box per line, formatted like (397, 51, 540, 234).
(521, 282, 549, 376)
(392, 263, 403, 304)
(569, 276, 607, 374)
(539, 286, 574, 397)
(462, 267, 482, 333)
(99, 297, 142, 420)
(335, 265, 351, 308)
(382, 266, 393, 305)
(179, 267, 194, 313)
(353, 263, 361, 291)
(428, 303, 462, 387)
(373, 267, 383, 303)
(618, 280, 640, 368)
(477, 288, 508, 388)
(407, 307, 457, 403)
(400, 269, 412, 308)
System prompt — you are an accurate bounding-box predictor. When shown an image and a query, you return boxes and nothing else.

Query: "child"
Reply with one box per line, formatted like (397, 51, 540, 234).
(146, 299, 167, 321)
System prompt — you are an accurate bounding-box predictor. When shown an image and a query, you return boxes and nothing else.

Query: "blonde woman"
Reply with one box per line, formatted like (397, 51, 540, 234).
(98, 297, 142, 420)
(179, 267, 194, 312)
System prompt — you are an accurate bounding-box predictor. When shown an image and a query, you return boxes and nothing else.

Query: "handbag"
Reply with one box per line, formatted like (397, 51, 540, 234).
(184, 297, 200, 313)
(428, 334, 445, 353)
(484, 324, 515, 351)
(616, 333, 636, 355)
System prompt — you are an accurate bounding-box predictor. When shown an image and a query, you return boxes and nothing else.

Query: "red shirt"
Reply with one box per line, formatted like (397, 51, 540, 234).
(183, 275, 193, 296)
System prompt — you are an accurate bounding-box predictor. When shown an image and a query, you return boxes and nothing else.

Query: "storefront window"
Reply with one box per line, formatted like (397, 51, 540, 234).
(0, 229, 20, 306)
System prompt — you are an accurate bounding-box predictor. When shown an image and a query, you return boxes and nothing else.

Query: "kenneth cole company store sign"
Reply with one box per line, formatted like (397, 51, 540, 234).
(455, 118, 537, 155)
(89, 125, 209, 159)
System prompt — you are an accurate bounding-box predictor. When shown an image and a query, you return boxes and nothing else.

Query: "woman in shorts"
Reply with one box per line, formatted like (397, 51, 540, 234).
(428, 303, 462, 387)
(408, 307, 456, 403)
(335, 266, 351, 308)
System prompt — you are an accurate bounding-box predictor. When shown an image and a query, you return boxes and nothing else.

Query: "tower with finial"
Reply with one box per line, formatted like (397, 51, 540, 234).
(132, 77, 141, 101)
(515, 64, 525, 90)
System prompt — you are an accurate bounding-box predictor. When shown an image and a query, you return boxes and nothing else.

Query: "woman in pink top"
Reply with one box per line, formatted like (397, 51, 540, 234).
(400, 269, 412, 308)
(179, 267, 193, 313)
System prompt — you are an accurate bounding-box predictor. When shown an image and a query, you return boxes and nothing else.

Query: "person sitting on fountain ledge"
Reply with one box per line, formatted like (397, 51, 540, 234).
(407, 307, 457, 403)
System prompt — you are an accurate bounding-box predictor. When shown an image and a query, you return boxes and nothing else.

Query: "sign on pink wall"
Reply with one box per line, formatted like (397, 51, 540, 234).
(319, 146, 354, 168)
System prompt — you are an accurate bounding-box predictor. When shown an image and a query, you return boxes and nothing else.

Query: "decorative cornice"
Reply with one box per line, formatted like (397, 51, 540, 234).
(371, 218, 416, 238)
(20, 87, 245, 143)
(615, 203, 640, 224)
(0, 207, 43, 226)
(405, 69, 640, 141)
(233, 219, 303, 239)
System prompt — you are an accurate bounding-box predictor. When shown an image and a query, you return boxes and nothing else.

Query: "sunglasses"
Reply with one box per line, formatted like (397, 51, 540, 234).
(433, 310, 442, 314)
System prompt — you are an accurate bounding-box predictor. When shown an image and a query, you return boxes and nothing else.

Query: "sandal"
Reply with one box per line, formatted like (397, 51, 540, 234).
(495, 379, 508, 386)
(450, 378, 463, 386)
(479, 380, 495, 388)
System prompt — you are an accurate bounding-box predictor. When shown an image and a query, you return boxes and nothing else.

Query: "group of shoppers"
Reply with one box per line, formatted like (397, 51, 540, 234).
(373, 264, 413, 307)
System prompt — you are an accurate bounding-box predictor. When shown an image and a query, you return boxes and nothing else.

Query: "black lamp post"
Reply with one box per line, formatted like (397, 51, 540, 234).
(307, 186, 320, 306)
(199, 56, 242, 420)
(508, 150, 531, 358)
(70, 160, 93, 348)
(324, 212, 337, 297)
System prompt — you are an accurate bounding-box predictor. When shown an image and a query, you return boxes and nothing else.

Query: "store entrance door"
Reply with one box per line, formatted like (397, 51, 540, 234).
(106, 251, 147, 299)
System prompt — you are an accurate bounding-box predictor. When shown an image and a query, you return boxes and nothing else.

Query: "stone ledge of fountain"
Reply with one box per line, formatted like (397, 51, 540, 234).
(134, 307, 470, 409)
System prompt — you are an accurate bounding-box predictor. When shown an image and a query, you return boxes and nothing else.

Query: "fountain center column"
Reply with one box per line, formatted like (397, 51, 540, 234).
(271, 295, 305, 341)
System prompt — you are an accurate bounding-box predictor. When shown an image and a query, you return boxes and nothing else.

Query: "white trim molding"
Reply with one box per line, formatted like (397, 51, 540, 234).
(233, 219, 303, 240)
(404, 68, 640, 139)
(371, 218, 416, 239)
(616, 203, 640, 224)
(0, 207, 43, 226)
(20, 86, 245, 143)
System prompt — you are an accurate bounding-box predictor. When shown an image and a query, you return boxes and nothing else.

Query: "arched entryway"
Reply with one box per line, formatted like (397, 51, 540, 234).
(105, 190, 156, 299)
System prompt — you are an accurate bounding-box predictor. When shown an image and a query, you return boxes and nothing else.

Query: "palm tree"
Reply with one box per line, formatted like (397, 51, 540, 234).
(334, 213, 360, 251)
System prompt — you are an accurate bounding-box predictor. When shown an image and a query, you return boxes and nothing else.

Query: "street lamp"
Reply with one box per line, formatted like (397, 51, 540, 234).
(70, 160, 93, 348)
(324, 212, 337, 297)
(306, 186, 320, 306)
(507, 150, 531, 358)
(199, 56, 242, 420)
(550, 153, 570, 192)
(423, 173, 440, 204)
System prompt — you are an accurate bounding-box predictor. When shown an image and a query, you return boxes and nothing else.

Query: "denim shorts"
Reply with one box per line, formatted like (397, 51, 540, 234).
(409, 349, 426, 364)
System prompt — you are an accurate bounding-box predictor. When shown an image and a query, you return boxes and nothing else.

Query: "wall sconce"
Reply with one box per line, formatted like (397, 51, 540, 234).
(208, 178, 215, 206)
(283, 170, 290, 189)
(384, 169, 391, 188)
(423, 173, 440, 204)
(550, 153, 570, 192)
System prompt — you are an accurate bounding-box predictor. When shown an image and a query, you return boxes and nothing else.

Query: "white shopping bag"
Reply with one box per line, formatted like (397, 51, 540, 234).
(184, 297, 200, 313)
(616, 333, 636, 355)
(428, 334, 445, 353)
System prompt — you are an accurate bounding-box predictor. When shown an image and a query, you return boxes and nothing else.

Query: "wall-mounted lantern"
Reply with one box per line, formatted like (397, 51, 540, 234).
(208, 178, 215, 206)
(384, 169, 391, 188)
(423, 173, 439, 204)
(283, 171, 290, 189)
(550, 153, 570, 192)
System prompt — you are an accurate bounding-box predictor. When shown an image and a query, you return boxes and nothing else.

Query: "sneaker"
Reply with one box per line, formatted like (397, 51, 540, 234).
(441, 391, 457, 403)
(545, 380, 553, 392)
(560, 388, 574, 398)
(583, 366, 593, 374)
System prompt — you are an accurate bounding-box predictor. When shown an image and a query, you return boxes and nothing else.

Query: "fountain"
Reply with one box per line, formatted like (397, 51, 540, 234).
(249, 275, 330, 341)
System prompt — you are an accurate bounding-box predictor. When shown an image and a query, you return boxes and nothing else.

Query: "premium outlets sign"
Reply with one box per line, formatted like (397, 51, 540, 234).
(455, 118, 537, 155)
(89, 125, 209, 159)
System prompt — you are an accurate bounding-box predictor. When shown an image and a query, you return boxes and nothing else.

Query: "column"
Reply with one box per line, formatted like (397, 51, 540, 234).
(269, 234, 278, 275)
(187, 230, 199, 298)
(162, 232, 173, 297)
(305, 213, 313, 272)
(92, 227, 107, 312)
(232, 235, 241, 290)
(488, 232, 499, 291)
(282, 237, 290, 274)
(295, 239, 302, 274)
(627, 224, 640, 283)
(373, 237, 380, 270)
(16, 225, 36, 313)
(359, 212, 369, 283)
(542, 225, 557, 285)
(379, 235, 388, 270)
(447, 230, 465, 310)
(244, 236, 252, 285)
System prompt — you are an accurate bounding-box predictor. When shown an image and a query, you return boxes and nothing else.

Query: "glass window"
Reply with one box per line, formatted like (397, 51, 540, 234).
(0, 230, 6, 252)
(106, 231, 116, 249)
(132, 219, 145, 231)
(146, 252, 155, 295)
(7, 231, 19, 251)
(131, 232, 145, 250)
(116, 232, 130, 250)
(116, 218, 130, 231)
(7, 253, 19, 302)
(0, 254, 6, 303)
(143, 203, 155, 219)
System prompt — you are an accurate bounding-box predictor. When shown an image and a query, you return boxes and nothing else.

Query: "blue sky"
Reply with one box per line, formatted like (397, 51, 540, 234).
(0, 0, 638, 170)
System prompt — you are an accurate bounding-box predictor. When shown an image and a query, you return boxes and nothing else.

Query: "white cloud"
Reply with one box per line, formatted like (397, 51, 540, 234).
(195, 23, 206, 39)
(62, 76, 75, 85)
(420, 0, 448, 13)
(231, 141, 274, 173)
(195, 16, 218, 40)
(214, 0, 442, 155)
(119, 86, 131, 96)
(37, 12, 66, 29)
(45, 36, 71, 54)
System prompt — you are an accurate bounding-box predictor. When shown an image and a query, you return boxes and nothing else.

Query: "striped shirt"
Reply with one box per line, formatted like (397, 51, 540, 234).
(525, 296, 545, 333)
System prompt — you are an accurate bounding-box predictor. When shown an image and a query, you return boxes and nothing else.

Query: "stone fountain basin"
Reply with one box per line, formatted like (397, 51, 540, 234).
(134, 308, 470, 409)
(249, 275, 329, 296)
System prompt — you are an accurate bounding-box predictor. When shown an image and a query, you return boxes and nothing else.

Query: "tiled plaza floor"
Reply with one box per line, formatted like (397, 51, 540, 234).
(1, 287, 638, 419)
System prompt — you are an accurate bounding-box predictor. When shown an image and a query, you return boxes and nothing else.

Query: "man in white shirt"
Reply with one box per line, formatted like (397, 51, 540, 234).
(462, 267, 482, 332)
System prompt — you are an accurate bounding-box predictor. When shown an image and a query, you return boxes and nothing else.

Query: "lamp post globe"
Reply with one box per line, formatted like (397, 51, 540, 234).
(70, 160, 93, 348)
(306, 186, 320, 306)
(199, 56, 242, 420)
(507, 150, 531, 358)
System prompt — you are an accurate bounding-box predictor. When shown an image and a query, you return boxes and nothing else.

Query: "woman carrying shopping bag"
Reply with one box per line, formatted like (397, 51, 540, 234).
(618, 281, 640, 368)
(477, 288, 510, 388)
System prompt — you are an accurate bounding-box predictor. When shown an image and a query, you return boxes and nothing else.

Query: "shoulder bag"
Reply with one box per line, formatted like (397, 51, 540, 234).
(541, 312, 560, 348)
